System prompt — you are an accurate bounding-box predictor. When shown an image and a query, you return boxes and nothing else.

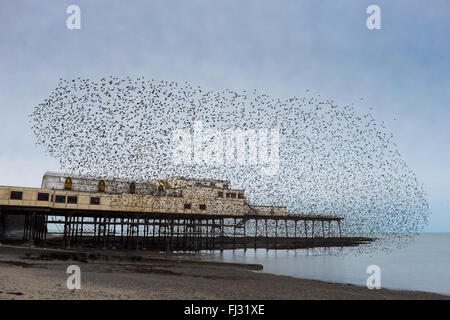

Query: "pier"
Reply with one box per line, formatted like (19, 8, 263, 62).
(0, 206, 371, 251)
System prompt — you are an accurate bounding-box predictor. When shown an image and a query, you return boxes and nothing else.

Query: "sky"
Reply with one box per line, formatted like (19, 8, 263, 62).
(0, 0, 449, 231)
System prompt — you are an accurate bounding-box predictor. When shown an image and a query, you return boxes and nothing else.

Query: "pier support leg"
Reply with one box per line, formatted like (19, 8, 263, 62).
(304, 220, 307, 238)
(274, 219, 278, 249)
(338, 220, 342, 238)
(322, 221, 325, 238)
(265, 218, 268, 249)
(220, 218, 224, 252)
(233, 218, 236, 250)
(254, 219, 258, 249)
(243, 220, 246, 251)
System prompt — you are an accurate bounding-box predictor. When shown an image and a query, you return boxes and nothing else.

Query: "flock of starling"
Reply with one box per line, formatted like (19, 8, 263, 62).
(29, 76, 430, 252)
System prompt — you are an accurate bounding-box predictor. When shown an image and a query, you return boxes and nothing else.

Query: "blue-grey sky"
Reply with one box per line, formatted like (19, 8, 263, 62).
(0, 0, 449, 231)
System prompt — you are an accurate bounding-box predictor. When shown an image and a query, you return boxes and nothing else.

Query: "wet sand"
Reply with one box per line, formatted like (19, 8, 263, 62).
(0, 246, 448, 300)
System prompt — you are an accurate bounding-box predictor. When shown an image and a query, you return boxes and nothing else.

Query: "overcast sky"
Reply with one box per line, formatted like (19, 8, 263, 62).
(0, 0, 449, 231)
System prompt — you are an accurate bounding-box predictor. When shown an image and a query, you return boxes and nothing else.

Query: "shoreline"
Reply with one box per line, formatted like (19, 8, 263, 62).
(0, 244, 448, 300)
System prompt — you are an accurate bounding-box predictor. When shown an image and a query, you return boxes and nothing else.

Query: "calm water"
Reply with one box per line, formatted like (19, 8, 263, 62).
(198, 233, 450, 295)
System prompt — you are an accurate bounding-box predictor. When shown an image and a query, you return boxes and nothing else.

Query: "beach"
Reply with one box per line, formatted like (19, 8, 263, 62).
(0, 245, 447, 300)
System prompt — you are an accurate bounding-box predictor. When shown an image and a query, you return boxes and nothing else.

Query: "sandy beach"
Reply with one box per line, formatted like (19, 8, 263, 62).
(0, 245, 447, 300)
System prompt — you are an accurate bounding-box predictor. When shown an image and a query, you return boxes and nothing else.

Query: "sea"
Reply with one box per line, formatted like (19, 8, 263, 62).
(199, 233, 450, 296)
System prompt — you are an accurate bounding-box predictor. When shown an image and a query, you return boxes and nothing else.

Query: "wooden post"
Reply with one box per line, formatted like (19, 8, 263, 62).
(294, 220, 297, 238)
(120, 218, 124, 247)
(274, 219, 278, 249)
(220, 218, 224, 251)
(113, 217, 117, 246)
(243, 219, 246, 251)
(43, 214, 48, 241)
(169, 218, 174, 252)
(254, 219, 258, 249)
(265, 218, 268, 249)
(304, 220, 307, 238)
(24, 213, 28, 242)
(204, 219, 208, 250)
(106, 217, 110, 247)
(157, 218, 161, 250)
(80, 216, 84, 245)
(328, 221, 331, 237)
(212, 219, 216, 251)
(187, 219, 191, 252)
(322, 221, 325, 238)
(338, 220, 342, 238)
(152, 219, 156, 247)
(233, 218, 236, 250)
(71, 216, 76, 244)
(103, 217, 108, 248)
(286, 219, 289, 249)
(182, 219, 186, 251)
(175, 219, 179, 250)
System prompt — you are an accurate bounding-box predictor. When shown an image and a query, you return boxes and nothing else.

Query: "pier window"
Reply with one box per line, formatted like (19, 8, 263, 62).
(230, 193, 236, 199)
(10, 191, 23, 200)
(64, 177, 72, 190)
(238, 193, 244, 199)
(184, 203, 191, 210)
(98, 180, 105, 192)
(217, 191, 224, 198)
(199, 204, 206, 210)
(90, 197, 100, 205)
(55, 195, 66, 203)
(130, 182, 136, 194)
(67, 196, 78, 204)
(37, 192, 49, 201)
